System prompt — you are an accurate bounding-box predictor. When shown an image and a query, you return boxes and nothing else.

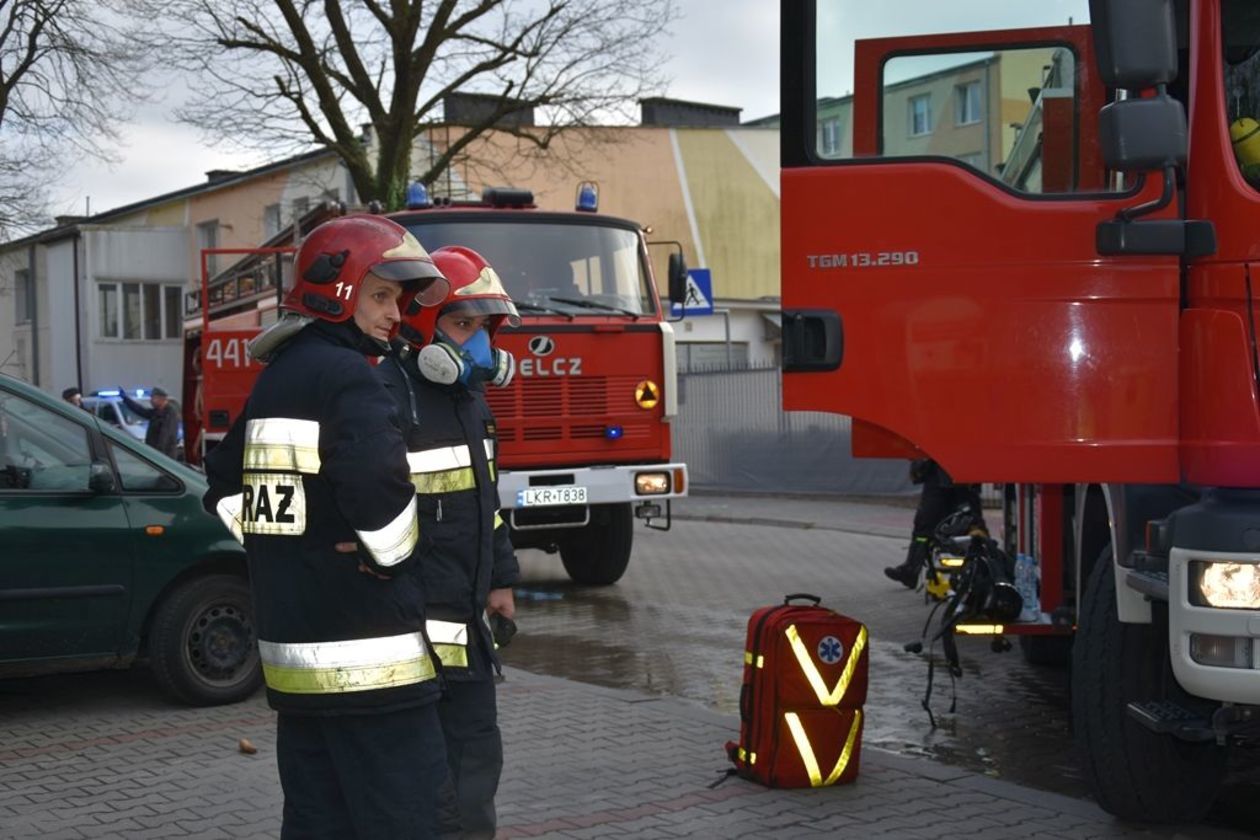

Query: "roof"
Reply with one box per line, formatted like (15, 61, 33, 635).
(3, 146, 339, 252)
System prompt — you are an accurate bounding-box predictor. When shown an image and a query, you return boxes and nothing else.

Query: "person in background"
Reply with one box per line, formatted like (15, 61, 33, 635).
(378, 245, 520, 840)
(61, 387, 84, 408)
(119, 386, 180, 458)
(201, 214, 452, 838)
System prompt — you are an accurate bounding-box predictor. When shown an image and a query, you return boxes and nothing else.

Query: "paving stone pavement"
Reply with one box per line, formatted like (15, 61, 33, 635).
(0, 665, 1246, 839)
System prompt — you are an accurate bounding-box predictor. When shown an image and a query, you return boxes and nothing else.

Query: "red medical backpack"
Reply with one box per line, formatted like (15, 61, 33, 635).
(725, 594, 869, 788)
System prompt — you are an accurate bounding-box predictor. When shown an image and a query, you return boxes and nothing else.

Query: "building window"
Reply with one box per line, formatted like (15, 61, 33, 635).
(819, 118, 841, 156)
(263, 203, 282, 238)
(956, 81, 982, 125)
(98, 281, 184, 341)
(14, 268, 32, 324)
(908, 94, 932, 136)
(197, 220, 220, 278)
(164, 286, 183, 338)
(292, 196, 310, 217)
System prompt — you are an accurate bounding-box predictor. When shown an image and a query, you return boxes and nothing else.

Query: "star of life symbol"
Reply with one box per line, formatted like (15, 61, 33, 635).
(817, 635, 844, 665)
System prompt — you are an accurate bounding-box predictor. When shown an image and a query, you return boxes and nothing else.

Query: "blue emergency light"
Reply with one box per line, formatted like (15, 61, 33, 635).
(405, 182, 432, 209)
(575, 181, 599, 212)
(96, 389, 121, 397)
(604, 424, 624, 440)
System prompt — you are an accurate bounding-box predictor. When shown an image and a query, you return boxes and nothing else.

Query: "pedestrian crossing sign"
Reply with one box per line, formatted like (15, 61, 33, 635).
(670, 268, 713, 317)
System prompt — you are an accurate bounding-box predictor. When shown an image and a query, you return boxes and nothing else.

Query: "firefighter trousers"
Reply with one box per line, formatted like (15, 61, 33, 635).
(436, 674, 502, 838)
(277, 703, 447, 840)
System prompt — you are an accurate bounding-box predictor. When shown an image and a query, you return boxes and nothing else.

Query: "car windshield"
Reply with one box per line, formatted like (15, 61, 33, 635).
(406, 220, 656, 317)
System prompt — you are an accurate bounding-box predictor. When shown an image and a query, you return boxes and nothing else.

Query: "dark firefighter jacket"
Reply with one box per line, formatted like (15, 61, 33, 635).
(202, 320, 439, 715)
(378, 350, 520, 682)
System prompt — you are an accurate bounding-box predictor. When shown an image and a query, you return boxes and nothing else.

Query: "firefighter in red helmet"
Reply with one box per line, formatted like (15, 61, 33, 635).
(203, 214, 453, 838)
(378, 245, 520, 839)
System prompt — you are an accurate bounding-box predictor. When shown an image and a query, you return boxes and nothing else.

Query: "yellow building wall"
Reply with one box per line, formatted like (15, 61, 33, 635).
(430, 125, 781, 302)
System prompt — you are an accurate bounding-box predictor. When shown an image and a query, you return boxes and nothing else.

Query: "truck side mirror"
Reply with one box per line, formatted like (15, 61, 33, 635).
(1090, 0, 1177, 89)
(1098, 95, 1186, 172)
(667, 253, 688, 305)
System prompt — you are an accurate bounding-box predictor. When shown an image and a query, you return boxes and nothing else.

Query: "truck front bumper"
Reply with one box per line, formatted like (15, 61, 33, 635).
(1170, 547, 1260, 704)
(496, 462, 688, 510)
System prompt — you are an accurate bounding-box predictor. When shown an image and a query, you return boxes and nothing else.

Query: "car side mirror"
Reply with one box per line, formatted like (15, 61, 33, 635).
(89, 461, 117, 494)
(667, 252, 688, 305)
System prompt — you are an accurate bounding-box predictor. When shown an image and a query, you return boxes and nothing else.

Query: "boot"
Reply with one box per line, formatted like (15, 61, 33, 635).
(884, 539, 929, 589)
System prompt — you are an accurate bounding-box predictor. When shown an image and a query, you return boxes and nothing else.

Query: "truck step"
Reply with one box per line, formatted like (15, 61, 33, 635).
(1126, 701, 1215, 742)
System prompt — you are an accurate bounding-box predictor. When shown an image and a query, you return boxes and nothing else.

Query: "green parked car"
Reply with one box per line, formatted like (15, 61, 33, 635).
(0, 372, 260, 705)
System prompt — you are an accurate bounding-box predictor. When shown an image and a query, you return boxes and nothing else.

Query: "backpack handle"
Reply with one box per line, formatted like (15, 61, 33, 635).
(783, 593, 821, 606)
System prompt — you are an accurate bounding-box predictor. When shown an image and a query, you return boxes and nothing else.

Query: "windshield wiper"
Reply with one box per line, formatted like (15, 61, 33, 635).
(545, 296, 642, 319)
(513, 300, 574, 320)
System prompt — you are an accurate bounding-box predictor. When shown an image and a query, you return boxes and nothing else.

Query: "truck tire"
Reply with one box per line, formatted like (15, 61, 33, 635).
(559, 503, 633, 585)
(1072, 547, 1226, 822)
(149, 574, 262, 706)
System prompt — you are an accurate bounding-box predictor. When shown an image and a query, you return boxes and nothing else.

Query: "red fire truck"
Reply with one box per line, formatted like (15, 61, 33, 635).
(183, 186, 689, 586)
(780, 0, 1260, 823)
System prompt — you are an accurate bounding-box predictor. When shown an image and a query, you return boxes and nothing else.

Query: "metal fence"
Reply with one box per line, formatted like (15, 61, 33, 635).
(672, 365, 916, 496)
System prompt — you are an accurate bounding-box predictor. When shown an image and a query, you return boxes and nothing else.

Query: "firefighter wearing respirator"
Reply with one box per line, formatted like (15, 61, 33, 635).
(377, 244, 521, 839)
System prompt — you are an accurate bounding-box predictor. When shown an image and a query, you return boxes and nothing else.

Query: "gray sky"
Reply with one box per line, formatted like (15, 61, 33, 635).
(48, 0, 1090, 218)
(48, 0, 782, 218)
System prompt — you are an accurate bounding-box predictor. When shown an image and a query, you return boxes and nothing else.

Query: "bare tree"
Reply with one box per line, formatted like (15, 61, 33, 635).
(0, 0, 152, 239)
(146, 0, 678, 210)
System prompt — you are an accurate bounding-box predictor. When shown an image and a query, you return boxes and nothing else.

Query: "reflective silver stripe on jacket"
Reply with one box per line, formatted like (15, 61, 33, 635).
(356, 496, 418, 566)
(243, 417, 321, 473)
(258, 631, 435, 694)
(216, 493, 245, 544)
(406, 440, 495, 474)
(426, 619, 470, 669)
(426, 619, 468, 645)
(407, 444, 471, 473)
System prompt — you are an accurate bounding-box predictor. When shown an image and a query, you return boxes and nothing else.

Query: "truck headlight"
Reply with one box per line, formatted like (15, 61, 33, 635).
(1192, 560, 1260, 609)
(635, 472, 670, 495)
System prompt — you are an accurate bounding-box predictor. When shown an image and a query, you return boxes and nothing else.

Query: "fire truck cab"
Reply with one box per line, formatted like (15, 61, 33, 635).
(780, 0, 1260, 823)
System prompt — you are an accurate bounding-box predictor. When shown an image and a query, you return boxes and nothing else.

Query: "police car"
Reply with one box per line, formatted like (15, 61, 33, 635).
(83, 388, 185, 460)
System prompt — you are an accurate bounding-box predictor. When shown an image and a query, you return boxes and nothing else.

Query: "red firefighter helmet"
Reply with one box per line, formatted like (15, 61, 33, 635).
(397, 245, 520, 348)
(285, 215, 449, 322)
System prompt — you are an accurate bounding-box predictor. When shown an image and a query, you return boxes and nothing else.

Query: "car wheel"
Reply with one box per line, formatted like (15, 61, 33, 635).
(149, 574, 262, 706)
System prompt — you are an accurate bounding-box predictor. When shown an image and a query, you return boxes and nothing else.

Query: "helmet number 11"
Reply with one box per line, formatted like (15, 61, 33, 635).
(334, 282, 353, 300)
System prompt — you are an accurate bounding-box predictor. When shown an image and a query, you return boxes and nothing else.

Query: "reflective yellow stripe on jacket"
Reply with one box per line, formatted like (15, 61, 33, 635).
(426, 619, 470, 668)
(408, 440, 496, 495)
(243, 417, 322, 473)
(259, 631, 436, 694)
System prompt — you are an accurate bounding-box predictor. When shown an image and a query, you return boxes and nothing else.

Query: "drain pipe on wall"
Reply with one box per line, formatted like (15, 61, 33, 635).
(72, 231, 83, 389)
(27, 242, 40, 387)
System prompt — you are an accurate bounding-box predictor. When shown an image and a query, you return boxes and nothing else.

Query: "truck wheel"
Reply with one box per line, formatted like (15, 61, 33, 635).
(1072, 547, 1226, 822)
(559, 503, 633, 585)
(149, 574, 262, 706)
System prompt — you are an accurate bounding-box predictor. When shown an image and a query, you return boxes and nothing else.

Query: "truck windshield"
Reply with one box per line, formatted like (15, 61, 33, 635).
(405, 221, 655, 317)
(812, 1, 1107, 194)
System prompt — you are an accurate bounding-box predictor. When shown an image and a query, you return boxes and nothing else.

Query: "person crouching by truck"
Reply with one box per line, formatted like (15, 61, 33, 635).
(378, 245, 521, 840)
(884, 458, 987, 588)
(202, 215, 454, 838)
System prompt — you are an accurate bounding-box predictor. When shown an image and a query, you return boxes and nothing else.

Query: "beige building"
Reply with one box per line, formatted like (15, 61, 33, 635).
(0, 101, 786, 396)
